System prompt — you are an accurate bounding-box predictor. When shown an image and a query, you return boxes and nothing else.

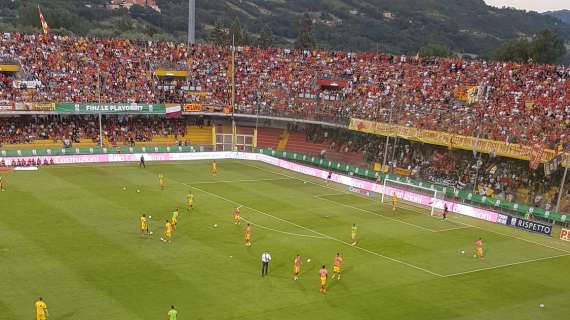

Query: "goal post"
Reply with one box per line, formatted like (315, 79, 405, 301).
(381, 178, 445, 216)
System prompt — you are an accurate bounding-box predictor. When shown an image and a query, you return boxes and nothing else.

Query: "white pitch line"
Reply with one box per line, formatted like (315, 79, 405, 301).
(239, 217, 330, 240)
(447, 218, 570, 254)
(190, 177, 292, 185)
(183, 182, 443, 278)
(443, 254, 570, 278)
(314, 194, 438, 233)
(243, 162, 570, 254)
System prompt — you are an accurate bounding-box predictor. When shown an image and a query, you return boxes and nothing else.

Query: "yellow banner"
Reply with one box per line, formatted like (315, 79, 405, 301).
(154, 69, 188, 77)
(0, 64, 20, 72)
(183, 103, 203, 112)
(349, 118, 557, 163)
(189, 91, 209, 97)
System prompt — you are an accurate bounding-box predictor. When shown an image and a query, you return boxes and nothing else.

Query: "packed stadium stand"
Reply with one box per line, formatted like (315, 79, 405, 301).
(0, 33, 568, 149)
(0, 32, 569, 216)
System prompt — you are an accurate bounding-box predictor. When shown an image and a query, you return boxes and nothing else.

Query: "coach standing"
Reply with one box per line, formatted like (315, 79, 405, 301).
(261, 251, 271, 277)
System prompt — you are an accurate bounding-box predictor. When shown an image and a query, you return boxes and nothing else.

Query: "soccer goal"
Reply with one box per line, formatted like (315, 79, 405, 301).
(380, 178, 445, 216)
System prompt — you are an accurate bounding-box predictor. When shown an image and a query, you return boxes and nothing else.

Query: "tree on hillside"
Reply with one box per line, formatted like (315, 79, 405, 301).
(531, 30, 566, 64)
(209, 18, 228, 46)
(494, 30, 566, 64)
(257, 24, 274, 48)
(295, 13, 315, 49)
(229, 17, 251, 47)
(418, 44, 454, 58)
(494, 39, 532, 63)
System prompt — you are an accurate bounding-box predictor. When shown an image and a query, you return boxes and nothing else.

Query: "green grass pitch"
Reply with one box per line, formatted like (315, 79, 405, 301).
(1, 160, 570, 319)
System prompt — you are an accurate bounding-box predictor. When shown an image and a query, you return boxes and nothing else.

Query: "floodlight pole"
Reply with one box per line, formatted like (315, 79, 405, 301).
(555, 155, 568, 214)
(231, 35, 236, 151)
(187, 0, 195, 45)
(97, 71, 103, 148)
(381, 101, 395, 173)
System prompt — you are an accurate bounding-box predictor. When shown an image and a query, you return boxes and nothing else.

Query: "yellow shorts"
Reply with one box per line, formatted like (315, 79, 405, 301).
(476, 248, 483, 256)
(294, 266, 300, 274)
(188, 201, 193, 206)
(245, 235, 251, 241)
(351, 233, 356, 239)
(333, 266, 341, 273)
(37, 314, 46, 320)
(165, 232, 172, 239)
(320, 277, 327, 286)
(172, 218, 177, 225)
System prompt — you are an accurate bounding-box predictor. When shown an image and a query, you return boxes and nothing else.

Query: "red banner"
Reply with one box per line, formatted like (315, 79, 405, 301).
(529, 143, 544, 170)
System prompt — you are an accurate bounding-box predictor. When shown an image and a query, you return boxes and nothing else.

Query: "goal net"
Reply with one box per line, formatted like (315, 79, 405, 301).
(380, 178, 445, 216)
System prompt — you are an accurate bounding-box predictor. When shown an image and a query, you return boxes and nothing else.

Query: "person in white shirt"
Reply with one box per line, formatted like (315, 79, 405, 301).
(261, 251, 272, 277)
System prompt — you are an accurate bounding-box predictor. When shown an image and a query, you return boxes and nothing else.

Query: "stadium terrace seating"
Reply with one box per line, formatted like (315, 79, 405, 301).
(0, 33, 568, 150)
(256, 128, 284, 149)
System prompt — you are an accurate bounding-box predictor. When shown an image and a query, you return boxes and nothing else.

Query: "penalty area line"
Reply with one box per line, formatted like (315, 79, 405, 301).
(183, 182, 443, 278)
(188, 177, 293, 185)
(314, 194, 439, 233)
(442, 253, 570, 277)
(243, 162, 570, 254)
(239, 217, 330, 240)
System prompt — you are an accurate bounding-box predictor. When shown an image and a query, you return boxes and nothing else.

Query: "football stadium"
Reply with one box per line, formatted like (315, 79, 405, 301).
(1, 1, 570, 319)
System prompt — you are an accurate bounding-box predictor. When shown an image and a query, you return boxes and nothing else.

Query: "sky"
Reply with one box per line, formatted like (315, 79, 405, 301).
(484, 0, 569, 12)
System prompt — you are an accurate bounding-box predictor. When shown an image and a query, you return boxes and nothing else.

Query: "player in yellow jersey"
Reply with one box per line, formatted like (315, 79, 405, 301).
(0, 176, 5, 191)
(171, 208, 179, 230)
(331, 253, 343, 280)
(244, 223, 252, 246)
(211, 160, 217, 176)
(293, 254, 302, 280)
(319, 265, 328, 293)
(140, 214, 149, 236)
(351, 223, 357, 245)
(187, 192, 194, 211)
(391, 192, 398, 211)
(233, 207, 241, 225)
(475, 238, 484, 260)
(35, 297, 48, 320)
(159, 174, 165, 190)
(162, 220, 173, 243)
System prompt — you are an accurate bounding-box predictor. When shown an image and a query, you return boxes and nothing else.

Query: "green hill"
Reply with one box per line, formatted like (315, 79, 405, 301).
(545, 10, 570, 24)
(1, 0, 569, 57)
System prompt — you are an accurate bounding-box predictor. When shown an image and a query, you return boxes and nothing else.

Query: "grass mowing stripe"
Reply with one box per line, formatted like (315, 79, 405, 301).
(190, 177, 293, 184)
(442, 254, 570, 277)
(180, 181, 444, 278)
(240, 217, 330, 239)
(314, 194, 439, 233)
(243, 161, 570, 254)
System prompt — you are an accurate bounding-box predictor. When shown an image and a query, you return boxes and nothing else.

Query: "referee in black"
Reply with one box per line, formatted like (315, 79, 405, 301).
(261, 251, 271, 277)
(139, 155, 145, 168)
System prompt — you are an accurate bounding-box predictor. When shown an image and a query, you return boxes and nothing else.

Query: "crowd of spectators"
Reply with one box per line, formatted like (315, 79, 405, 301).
(0, 33, 569, 149)
(302, 126, 569, 213)
(0, 115, 187, 147)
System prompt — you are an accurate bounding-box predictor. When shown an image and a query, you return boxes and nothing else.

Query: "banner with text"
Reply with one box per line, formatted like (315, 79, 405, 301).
(55, 103, 166, 114)
(183, 103, 203, 112)
(349, 118, 556, 163)
(560, 228, 570, 241)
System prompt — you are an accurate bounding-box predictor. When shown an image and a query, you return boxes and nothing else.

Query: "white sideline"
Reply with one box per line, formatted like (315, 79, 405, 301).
(442, 253, 570, 277)
(243, 161, 570, 254)
(183, 182, 444, 278)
